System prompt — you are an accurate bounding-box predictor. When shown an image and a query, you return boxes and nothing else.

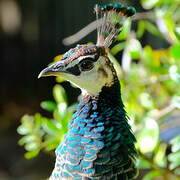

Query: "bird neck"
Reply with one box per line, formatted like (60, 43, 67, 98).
(54, 79, 137, 178)
(70, 79, 126, 128)
(81, 79, 123, 111)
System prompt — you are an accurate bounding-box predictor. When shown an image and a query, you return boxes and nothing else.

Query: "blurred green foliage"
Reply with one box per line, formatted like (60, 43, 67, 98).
(17, 84, 77, 159)
(17, 0, 180, 179)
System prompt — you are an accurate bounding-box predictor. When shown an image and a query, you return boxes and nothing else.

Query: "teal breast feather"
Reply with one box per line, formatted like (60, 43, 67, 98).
(51, 80, 137, 179)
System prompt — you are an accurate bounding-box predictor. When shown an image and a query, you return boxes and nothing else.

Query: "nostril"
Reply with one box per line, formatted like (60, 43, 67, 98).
(53, 64, 61, 70)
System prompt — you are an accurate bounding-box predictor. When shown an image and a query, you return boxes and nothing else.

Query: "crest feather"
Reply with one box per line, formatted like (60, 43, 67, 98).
(94, 4, 136, 48)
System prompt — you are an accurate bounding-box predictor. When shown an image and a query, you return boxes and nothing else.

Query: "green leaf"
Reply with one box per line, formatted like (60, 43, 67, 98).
(110, 42, 126, 55)
(117, 19, 131, 40)
(25, 142, 39, 151)
(25, 150, 39, 159)
(172, 96, 180, 109)
(168, 134, 180, 170)
(168, 151, 180, 169)
(137, 118, 159, 153)
(44, 138, 61, 151)
(142, 46, 153, 66)
(169, 65, 180, 83)
(170, 135, 180, 152)
(140, 92, 154, 109)
(34, 113, 43, 130)
(17, 124, 31, 135)
(17, 115, 34, 135)
(154, 143, 167, 167)
(40, 101, 57, 112)
(57, 103, 67, 117)
(143, 170, 161, 180)
(42, 119, 61, 135)
(144, 21, 162, 38)
(129, 39, 142, 59)
(18, 135, 36, 146)
(60, 112, 71, 132)
(53, 84, 67, 104)
(164, 16, 179, 44)
(136, 156, 151, 169)
(137, 21, 145, 38)
(170, 44, 180, 59)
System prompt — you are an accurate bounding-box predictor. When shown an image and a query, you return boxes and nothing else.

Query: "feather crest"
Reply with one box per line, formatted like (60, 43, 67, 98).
(94, 3, 136, 47)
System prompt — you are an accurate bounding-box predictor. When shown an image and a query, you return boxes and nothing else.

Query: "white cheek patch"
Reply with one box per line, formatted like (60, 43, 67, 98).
(76, 60, 113, 95)
(62, 57, 114, 96)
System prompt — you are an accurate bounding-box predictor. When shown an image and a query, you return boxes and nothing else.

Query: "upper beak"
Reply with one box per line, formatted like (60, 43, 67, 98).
(38, 62, 65, 78)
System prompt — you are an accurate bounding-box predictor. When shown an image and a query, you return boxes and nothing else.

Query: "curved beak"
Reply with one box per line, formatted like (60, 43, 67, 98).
(38, 62, 65, 78)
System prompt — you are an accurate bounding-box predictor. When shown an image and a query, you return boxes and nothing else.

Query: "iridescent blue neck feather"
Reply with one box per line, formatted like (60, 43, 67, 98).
(51, 80, 137, 180)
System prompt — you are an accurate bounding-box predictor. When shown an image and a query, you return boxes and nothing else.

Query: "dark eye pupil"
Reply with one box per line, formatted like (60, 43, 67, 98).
(80, 59, 94, 71)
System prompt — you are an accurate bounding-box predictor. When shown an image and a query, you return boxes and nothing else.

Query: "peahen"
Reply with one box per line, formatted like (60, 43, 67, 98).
(39, 3, 138, 180)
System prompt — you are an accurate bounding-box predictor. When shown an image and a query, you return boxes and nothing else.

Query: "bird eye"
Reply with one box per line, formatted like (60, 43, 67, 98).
(79, 58, 94, 71)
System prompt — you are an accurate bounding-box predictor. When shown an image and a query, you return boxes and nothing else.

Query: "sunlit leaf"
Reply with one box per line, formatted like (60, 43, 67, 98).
(154, 143, 167, 167)
(168, 151, 180, 170)
(170, 44, 180, 59)
(17, 115, 35, 135)
(17, 124, 31, 135)
(110, 42, 126, 55)
(136, 156, 151, 169)
(143, 170, 161, 180)
(41, 101, 57, 112)
(42, 119, 61, 135)
(25, 150, 39, 159)
(164, 16, 179, 44)
(53, 84, 67, 103)
(18, 135, 36, 146)
(144, 21, 162, 38)
(117, 19, 131, 40)
(169, 65, 180, 83)
(34, 113, 43, 131)
(129, 39, 142, 59)
(141, 0, 160, 9)
(152, 49, 169, 67)
(170, 135, 180, 152)
(44, 138, 62, 151)
(142, 46, 153, 66)
(57, 103, 67, 116)
(137, 21, 145, 38)
(25, 142, 39, 151)
(137, 118, 159, 153)
(172, 96, 180, 109)
(140, 92, 154, 109)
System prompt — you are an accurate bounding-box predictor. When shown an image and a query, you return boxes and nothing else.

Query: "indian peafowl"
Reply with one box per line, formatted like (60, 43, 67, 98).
(39, 3, 138, 180)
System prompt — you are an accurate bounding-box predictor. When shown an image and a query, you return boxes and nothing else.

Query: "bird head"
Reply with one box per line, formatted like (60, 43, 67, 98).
(38, 4, 136, 96)
(38, 44, 116, 96)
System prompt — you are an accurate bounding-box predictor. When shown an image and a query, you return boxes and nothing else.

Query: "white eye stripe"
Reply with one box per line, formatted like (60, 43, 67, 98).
(66, 55, 96, 69)
(78, 55, 95, 61)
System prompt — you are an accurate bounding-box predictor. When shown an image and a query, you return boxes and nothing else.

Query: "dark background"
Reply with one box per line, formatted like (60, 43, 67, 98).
(0, 0, 165, 179)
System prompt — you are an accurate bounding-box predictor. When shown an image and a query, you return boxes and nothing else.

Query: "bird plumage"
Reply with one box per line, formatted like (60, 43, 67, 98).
(39, 3, 137, 180)
(51, 80, 137, 180)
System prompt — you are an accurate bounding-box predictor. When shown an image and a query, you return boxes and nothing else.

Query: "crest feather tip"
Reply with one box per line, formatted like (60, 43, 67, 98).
(94, 3, 136, 48)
